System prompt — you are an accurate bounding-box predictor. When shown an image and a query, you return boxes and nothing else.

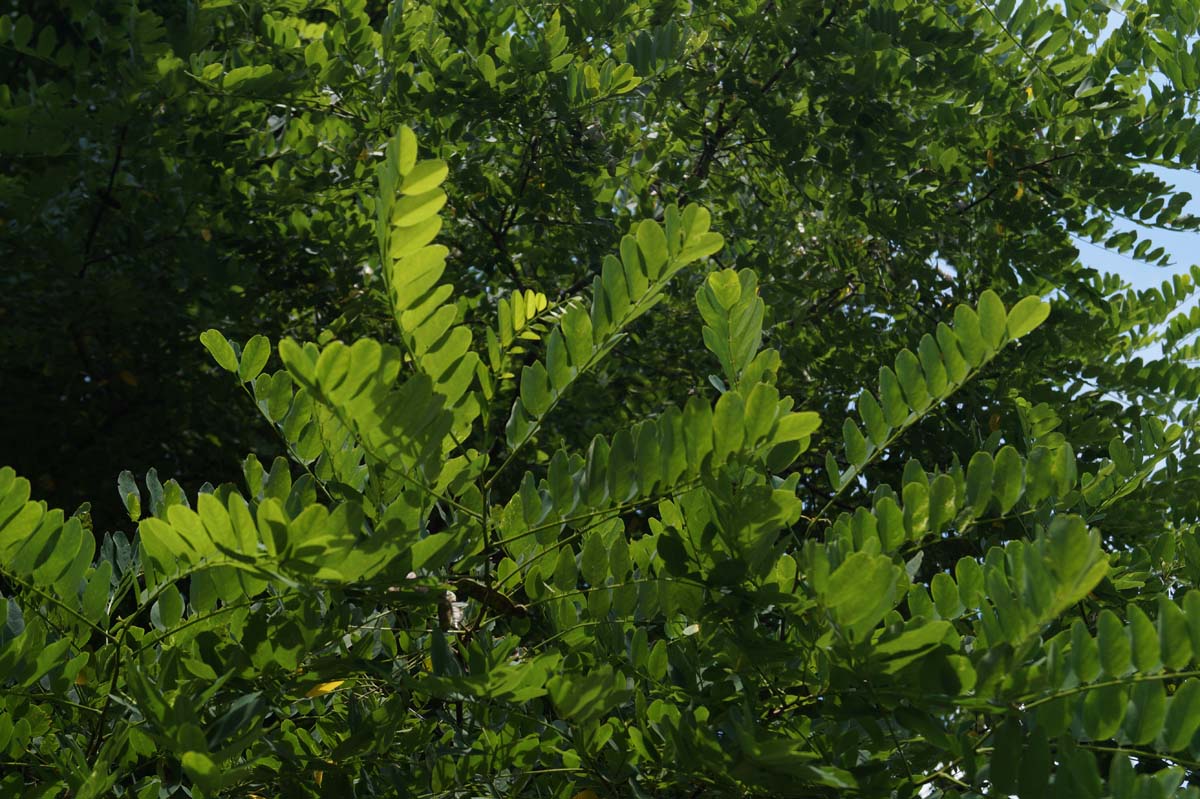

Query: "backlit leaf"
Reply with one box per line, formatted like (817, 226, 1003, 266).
(201, 329, 239, 372)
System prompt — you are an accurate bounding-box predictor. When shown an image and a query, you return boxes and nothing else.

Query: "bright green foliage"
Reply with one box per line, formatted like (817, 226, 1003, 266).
(2, 124, 1192, 799)
(697, 269, 768, 391)
(502, 205, 723, 455)
(825, 289, 1045, 495)
(7, 0, 1200, 529)
(6, 2, 1200, 799)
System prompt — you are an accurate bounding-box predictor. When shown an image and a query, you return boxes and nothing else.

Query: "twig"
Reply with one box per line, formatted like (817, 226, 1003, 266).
(678, 37, 806, 204)
(502, 134, 540, 234)
(464, 207, 525, 289)
(79, 125, 128, 278)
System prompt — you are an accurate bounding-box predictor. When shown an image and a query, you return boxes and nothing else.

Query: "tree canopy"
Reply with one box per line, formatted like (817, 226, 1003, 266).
(4, 0, 1200, 797)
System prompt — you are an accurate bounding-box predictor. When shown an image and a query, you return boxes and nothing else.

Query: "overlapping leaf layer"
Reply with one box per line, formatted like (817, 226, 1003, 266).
(5, 121, 1200, 799)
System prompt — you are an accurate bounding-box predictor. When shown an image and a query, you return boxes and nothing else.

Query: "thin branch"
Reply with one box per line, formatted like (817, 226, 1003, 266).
(1022, 668, 1200, 709)
(502, 133, 540, 234)
(678, 39, 805, 204)
(464, 206, 525, 289)
(79, 125, 128, 278)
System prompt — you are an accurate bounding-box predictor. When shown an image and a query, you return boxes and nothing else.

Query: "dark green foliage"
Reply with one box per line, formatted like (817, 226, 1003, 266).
(5, 0, 1200, 797)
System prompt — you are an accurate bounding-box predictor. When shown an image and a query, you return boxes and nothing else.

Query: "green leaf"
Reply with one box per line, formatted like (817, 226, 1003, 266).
(1108, 746, 1135, 797)
(1082, 683, 1126, 740)
(932, 574, 962, 619)
(677, 231, 724, 262)
(181, 751, 221, 793)
(742, 383, 777, 447)
(477, 53, 496, 84)
(391, 215, 444, 258)
(856, 390, 889, 446)
(902, 480, 929, 540)
(843, 419, 868, 466)
(200, 329, 239, 373)
(552, 546, 577, 590)
(955, 557, 984, 608)
(636, 219, 668, 278)
(989, 720, 1022, 796)
(1006, 295, 1050, 339)
(875, 496, 904, 551)
(927, 474, 956, 534)
(992, 446, 1023, 514)
(25, 515, 83, 588)
(893, 349, 929, 409)
(222, 64, 273, 90)
(953, 304, 987, 365)
(978, 290, 1007, 350)
(23, 636, 72, 689)
(11, 15, 31, 50)
(1129, 604, 1163, 674)
(823, 552, 898, 640)
(82, 560, 112, 623)
(1162, 678, 1200, 751)
(878, 367, 909, 427)
(198, 493, 237, 553)
(396, 127, 418, 175)
(705, 269, 741, 310)
(607, 428, 636, 502)
(401, 159, 449, 195)
(411, 532, 457, 572)
(392, 189, 447, 228)
(825, 451, 843, 492)
(874, 619, 953, 670)
(548, 666, 629, 724)
(1123, 680, 1166, 745)
(712, 391, 746, 463)
(964, 451, 993, 514)
(1097, 609, 1132, 678)
(917, 334, 948, 395)
(1158, 596, 1192, 670)
(936, 323, 969, 382)
(647, 640, 668, 680)
(1019, 726, 1052, 799)
(151, 584, 184, 630)
(117, 470, 142, 522)
(262, 371, 293, 422)
(774, 411, 821, 441)
(1045, 516, 1108, 614)
(519, 362, 552, 417)
(238, 335, 271, 383)
(1071, 619, 1101, 683)
(1183, 590, 1200, 656)
(561, 306, 594, 368)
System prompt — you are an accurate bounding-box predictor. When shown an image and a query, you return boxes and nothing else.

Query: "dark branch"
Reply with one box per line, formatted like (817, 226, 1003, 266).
(79, 125, 128, 278)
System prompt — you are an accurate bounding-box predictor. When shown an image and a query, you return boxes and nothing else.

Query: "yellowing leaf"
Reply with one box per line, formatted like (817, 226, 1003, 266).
(1025, 86, 1033, 100)
(305, 679, 345, 698)
(573, 791, 600, 799)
